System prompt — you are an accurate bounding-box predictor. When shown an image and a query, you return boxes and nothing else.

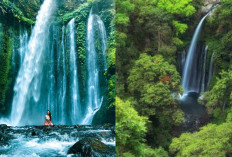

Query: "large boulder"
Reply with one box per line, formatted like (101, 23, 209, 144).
(67, 138, 114, 156)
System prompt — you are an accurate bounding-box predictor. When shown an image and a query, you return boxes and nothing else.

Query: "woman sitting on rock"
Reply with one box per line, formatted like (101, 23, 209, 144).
(44, 110, 53, 126)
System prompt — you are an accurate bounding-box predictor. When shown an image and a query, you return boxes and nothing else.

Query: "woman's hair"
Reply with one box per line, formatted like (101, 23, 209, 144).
(47, 110, 52, 121)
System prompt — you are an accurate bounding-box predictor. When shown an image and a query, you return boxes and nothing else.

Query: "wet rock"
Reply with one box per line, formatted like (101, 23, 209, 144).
(0, 131, 14, 141)
(0, 124, 7, 129)
(0, 124, 8, 133)
(67, 138, 114, 156)
(31, 131, 36, 136)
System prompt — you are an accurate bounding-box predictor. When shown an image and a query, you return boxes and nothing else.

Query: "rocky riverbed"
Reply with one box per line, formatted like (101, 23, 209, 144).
(0, 124, 115, 156)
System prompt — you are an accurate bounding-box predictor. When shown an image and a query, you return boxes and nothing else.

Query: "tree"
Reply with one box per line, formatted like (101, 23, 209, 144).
(116, 97, 168, 157)
(170, 123, 232, 157)
(128, 53, 184, 147)
(200, 70, 232, 121)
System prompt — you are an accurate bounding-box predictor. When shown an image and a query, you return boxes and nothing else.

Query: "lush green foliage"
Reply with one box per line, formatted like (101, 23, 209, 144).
(200, 70, 232, 122)
(127, 53, 184, 147)
(170, 123, 232, 157)
(0, 27, 12, 111)
(0, 0, 34, 24)
(116, 0, 196, 153)
(116, 97, 169, 157)
(116, 0, 196, 97)
(128, 53, 183, 120)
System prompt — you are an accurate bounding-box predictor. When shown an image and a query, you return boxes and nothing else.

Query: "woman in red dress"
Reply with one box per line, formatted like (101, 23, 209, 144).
(44, 110, 53, 126)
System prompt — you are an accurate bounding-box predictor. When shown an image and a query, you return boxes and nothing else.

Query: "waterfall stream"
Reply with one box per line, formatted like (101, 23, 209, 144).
(201, 45, 208, 92)
(10, 0, 56, 125)
(208, 52, 214, 87)
(57, 26, 67, 124)
(181, 13, 209, 95)
(81, 10, 107, 124)
(67, 18, 81, 124)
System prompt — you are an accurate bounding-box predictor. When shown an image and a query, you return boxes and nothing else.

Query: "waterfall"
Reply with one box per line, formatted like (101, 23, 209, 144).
(67, 19, 81, 124)
(208, 52, 214, 87)
(47, 26, 59, 123)
(19, 28, 28, 65)
(57, 26, 67, 124)
(81, 10, 107, 124)
(182, 13, 209, 94)
(201, 45, 208, 91)
(67, 18, 81, 124)
(95, 15, 107, 71)
(10, 0, 56, 125)
(11, 38, 16, 73)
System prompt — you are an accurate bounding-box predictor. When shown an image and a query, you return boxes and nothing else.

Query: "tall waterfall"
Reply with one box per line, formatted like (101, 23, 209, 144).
(10, 0, 56, 125)
(182, 13, 209, 94)
(81, 10, 107, 124)
(67, 19, 81, 124)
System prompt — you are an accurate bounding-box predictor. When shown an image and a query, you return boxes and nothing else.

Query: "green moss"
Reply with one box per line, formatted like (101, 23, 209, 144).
(0, 28, 13, 110)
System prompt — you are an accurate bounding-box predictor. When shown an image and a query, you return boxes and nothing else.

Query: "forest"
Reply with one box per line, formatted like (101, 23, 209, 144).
(116, 0, 232, 156)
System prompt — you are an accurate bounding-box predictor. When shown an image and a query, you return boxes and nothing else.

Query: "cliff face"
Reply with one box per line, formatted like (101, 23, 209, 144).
(201, 0, 220, 13)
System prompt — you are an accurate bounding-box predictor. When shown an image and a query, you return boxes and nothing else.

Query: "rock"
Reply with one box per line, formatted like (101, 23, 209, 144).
(0, 131, 14, 141)
(67, 138, 114, 156)
(0, 124, 7, 129)
(0, 124, 8, 133)
(31, 131, 36, 136)
(201, 0, 220, 14)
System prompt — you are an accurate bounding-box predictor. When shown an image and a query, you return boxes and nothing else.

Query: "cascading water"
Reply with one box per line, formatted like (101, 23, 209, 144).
(208, 52, 214, 86)
(81, 10, 107, 124)
(57, 26, 67, 124)
(10, 0, 56, 125)
(19, 28, 28, 65)
(96, 15, 107, 71)
(182, 13, 209, 94)
(67, 18, 81, 124)
(201, 45, 208, 92)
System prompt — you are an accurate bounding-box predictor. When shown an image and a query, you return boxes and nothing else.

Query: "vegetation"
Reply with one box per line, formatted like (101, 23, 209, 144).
(170, 123, 232, 157)
(0, 0, 34, 24)
(0, 28, 13, 111)
(116, 0, 197, 155)
(116, 97, 169, 157)
(116, 0, 232, 156)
